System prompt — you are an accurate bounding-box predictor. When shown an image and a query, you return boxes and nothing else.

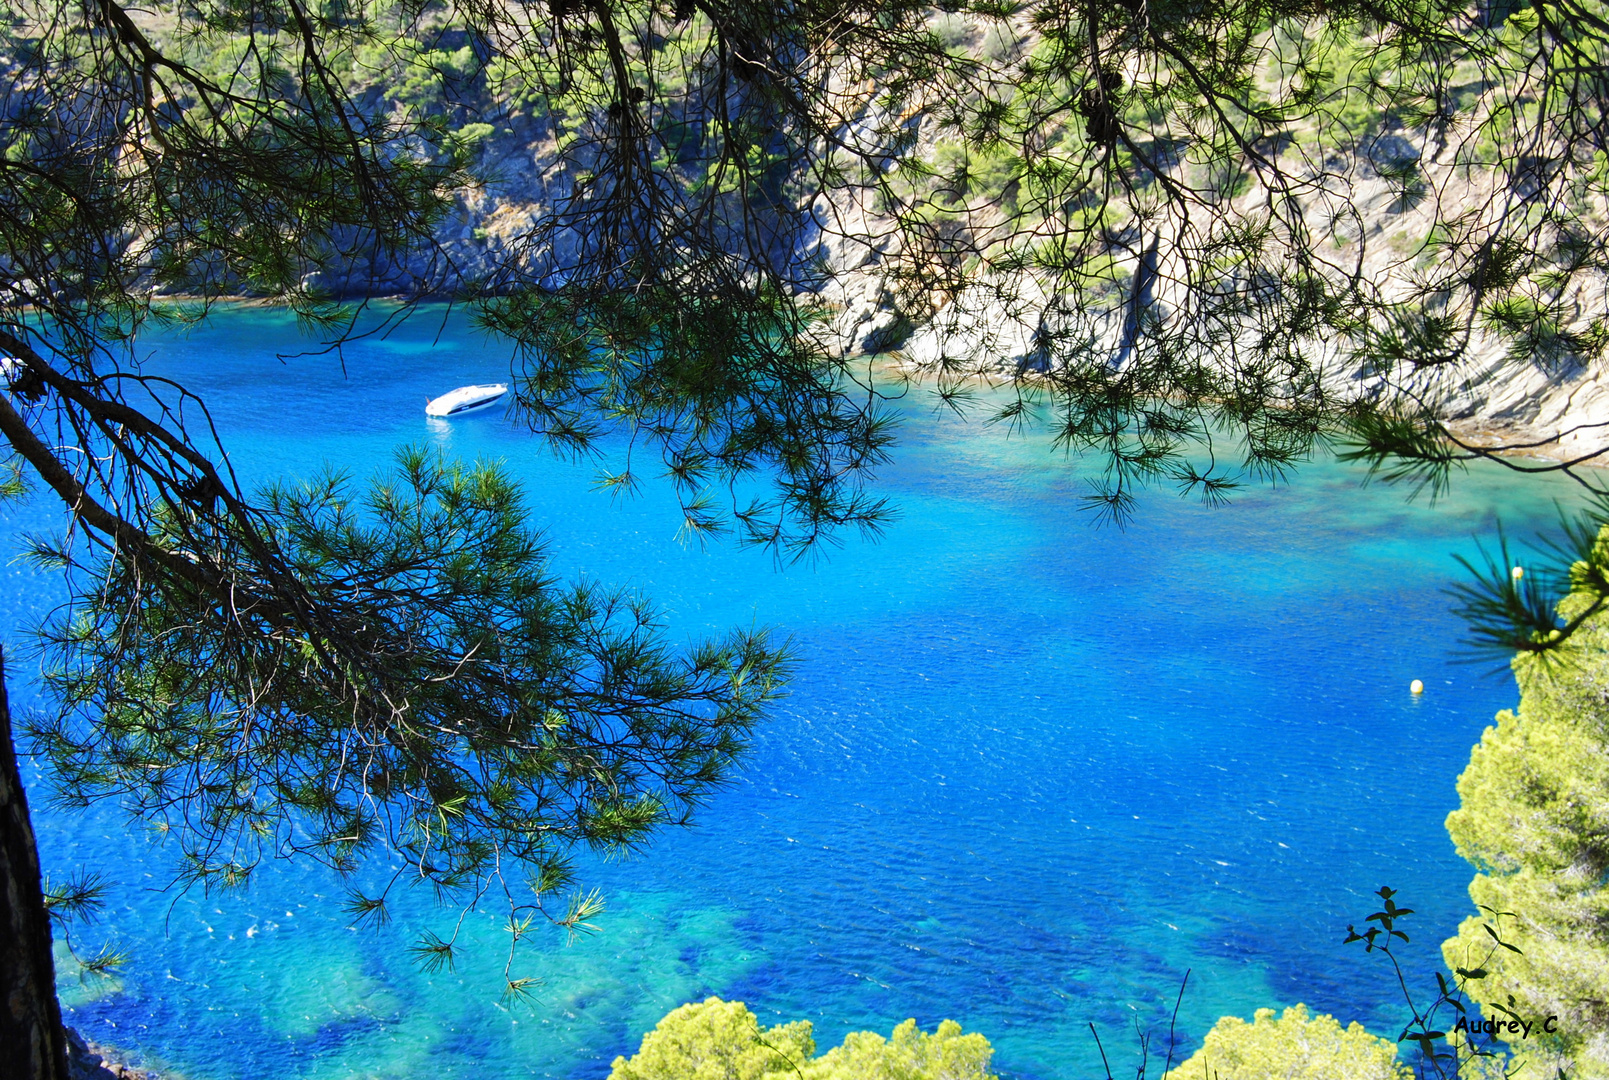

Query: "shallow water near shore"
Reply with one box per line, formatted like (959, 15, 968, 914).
(0, 306, 1585, 1079)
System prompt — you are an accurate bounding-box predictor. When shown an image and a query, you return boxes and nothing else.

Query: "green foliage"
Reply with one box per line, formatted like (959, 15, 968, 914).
(608, 998, 999, 1080)
(609, 998, 815, 1080)
(1442, 585, 1609, 1076)
(0, 0, 890, 987)
(1162, 1005, 1409, 1080)
(475, 283, 898, 560)
(809, 1018, 998, 1080)
(847, 0, 1609, 538)
(23, 448, 788, 982)
(483, 52, 555, 117)
(14, 0, 1607, 549)
(450, 121, 496, 152)
(0, 454, 23, 500)
(347, 33, 480, 111)
(1446, 517, 1609, 661)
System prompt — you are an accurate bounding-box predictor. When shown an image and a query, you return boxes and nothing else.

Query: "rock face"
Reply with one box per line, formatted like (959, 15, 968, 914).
(1431, 345, 1609, 463)
(802, 127, 1609, 464)
(380, 114, 1608, 464)
(65, 1027, 159, 1080)
(808, 276, 1609, 465)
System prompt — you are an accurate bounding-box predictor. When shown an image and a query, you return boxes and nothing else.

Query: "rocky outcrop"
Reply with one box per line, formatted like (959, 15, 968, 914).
(365, 103, 1609, 464)
(65, 1028, 161, 1080)
(800, 129, 1609, 464)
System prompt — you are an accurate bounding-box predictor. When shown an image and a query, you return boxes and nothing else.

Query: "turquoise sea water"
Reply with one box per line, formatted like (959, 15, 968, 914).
(0, 307, 1586, 1079)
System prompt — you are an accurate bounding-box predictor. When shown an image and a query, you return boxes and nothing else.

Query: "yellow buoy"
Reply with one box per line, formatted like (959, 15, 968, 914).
(1512, 566, 1525, 581)
(1410, 679, 1424, 695)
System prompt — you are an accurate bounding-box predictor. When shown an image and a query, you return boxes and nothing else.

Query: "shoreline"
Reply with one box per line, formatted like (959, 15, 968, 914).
(865, 353, 1609, 474)
(66, 1027, 163, 1080)
(28, 295, 1604, 475)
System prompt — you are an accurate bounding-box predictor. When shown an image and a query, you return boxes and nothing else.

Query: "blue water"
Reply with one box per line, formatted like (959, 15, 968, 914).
(0, 306, 1581, 1079)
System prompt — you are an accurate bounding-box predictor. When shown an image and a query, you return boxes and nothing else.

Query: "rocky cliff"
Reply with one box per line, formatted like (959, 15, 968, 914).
(404, 108, 1608, 467)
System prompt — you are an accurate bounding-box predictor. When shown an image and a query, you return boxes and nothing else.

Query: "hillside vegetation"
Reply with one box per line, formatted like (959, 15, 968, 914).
(79, 0, 1609, 482)
(8, 2, 1609, 1076)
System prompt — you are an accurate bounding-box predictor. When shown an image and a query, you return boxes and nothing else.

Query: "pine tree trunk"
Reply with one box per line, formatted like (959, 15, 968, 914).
(0, 646, 69, 1080)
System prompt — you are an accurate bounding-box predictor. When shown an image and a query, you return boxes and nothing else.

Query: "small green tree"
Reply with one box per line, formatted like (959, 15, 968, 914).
(608, 997, 816, 1080)
(808, 1017, 998, 1080)
(25, 447, 790, 947)
(608, 997, 999, 1080)
(1162, 1005, 1409, 1080)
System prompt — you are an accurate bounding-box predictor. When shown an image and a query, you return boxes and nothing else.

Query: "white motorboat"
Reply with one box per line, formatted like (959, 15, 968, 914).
(425, 383, 508, 417)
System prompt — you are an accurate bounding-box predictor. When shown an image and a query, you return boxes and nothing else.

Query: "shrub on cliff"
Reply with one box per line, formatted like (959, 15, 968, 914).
(1442, 564, 1609, 1077)
(1162, 1005, 1407, 1080)
(608, 998, 815, 1080)
(608, 997, 998, 1080)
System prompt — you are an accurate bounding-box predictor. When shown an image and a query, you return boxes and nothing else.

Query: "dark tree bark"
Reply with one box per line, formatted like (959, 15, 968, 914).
(0, 645, 68, 1080)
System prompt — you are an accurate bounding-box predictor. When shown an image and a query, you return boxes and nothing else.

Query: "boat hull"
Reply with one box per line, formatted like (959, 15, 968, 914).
(425, 383, 509, 417)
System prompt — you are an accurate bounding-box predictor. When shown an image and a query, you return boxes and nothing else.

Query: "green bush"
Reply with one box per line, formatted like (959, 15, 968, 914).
(451, 122, 496, 151)
(1442, 571, 1609, 1077)
(1163, 1005, 1408, 1080)
(608, 997, 998, 1080)
(810, 1018, 997, 1080)
(609, 998, 814, 1080)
